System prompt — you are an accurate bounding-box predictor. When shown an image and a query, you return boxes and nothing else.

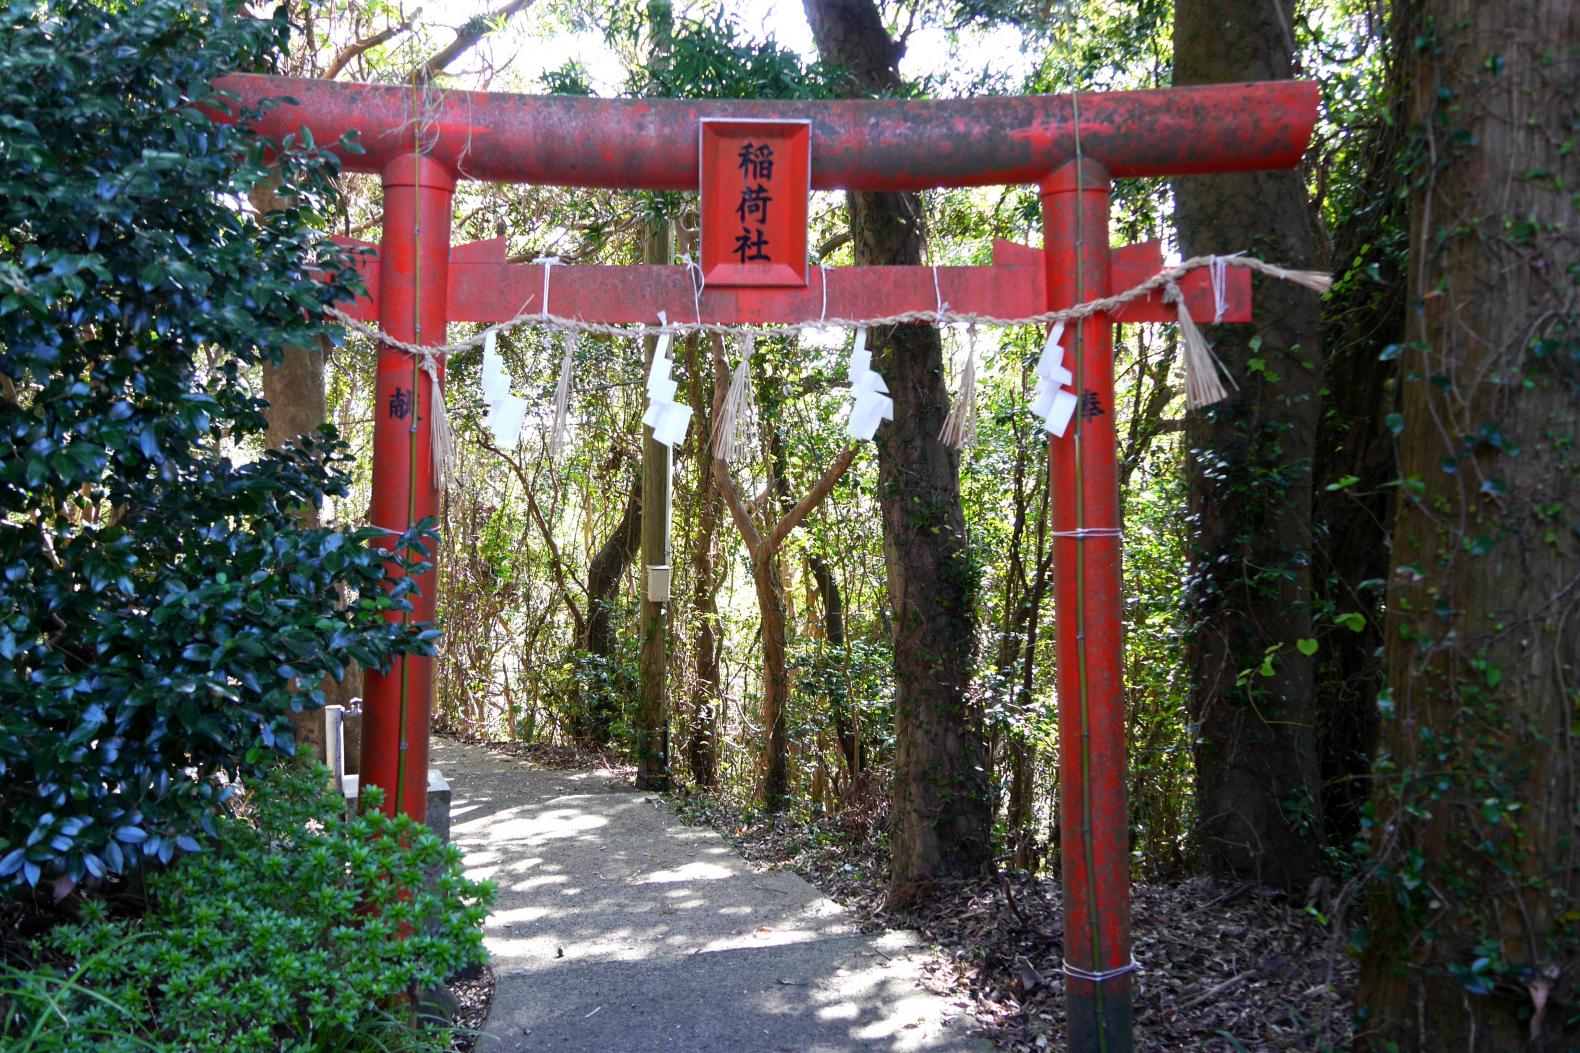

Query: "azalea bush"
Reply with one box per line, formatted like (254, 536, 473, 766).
(4, 763, 493, 1052)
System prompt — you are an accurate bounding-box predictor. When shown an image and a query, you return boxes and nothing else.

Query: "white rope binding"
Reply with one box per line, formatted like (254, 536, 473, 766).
(1061, 958, 1140, 983)
(532, 256, 559, 319)
(930, 263, 949, 328)
(681, 254, 704, 327)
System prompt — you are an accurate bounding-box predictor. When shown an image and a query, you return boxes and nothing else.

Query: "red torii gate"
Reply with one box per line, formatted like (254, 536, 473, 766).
(223, 73, 1317, 1053)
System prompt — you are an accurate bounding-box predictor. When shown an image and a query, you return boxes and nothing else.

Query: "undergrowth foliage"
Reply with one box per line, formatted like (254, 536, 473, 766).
(0, 0, 436, 894)
(6, 763, 493, 1052)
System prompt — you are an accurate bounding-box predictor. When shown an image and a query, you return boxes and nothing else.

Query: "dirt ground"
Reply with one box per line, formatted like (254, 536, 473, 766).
(667, 795, 1358, 1053)
(470, 736, 1357, 1052)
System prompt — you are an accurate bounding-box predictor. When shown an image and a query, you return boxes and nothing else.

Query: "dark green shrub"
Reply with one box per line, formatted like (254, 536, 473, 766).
(4, 762, 493, 1052)
(0, 0, 436, 893)
(788, 638, 895, 757)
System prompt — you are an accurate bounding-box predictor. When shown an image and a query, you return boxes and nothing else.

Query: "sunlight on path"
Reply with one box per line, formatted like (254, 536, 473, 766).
(433, 738, 989, 1053)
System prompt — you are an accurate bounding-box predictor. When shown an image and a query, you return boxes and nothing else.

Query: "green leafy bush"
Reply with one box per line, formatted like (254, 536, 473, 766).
(4, 762, 493, 1053)
(0, 0, 436, 893)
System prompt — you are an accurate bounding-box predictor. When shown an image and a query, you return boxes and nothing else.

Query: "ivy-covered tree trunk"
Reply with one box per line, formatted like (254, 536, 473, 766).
(683, 332, 723, 789)
(1357, 0, 1580, 1046)
(802, 0, 992, 899)
(1173, 0, 1327, 890)
(1310, 36, 1411, 858)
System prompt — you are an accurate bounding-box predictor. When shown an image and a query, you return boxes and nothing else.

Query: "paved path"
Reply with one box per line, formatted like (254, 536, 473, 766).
(432, 737, 989, 1053)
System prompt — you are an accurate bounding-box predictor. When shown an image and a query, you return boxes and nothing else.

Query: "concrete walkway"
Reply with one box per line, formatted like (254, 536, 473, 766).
(432, 737, 989, 1053)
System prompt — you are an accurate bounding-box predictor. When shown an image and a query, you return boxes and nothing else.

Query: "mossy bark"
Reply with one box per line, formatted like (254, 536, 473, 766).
(802, 0, 992, 899)
(1173, 0, 1328, 890)
(1357, 0, 1580, 1046)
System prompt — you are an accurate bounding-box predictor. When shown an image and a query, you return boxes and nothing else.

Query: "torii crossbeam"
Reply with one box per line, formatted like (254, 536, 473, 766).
(221, 73, 1317, 1053)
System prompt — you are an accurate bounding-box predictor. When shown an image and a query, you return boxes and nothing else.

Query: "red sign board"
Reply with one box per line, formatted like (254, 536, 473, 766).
(699, 118, 810, 288)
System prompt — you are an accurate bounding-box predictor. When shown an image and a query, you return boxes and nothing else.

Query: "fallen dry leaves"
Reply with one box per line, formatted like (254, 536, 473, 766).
(677, 797, 1357, 1053)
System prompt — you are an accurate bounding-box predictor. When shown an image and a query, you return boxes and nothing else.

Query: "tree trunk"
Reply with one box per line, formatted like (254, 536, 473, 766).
(576, 473, 641, 744)
(1173, 0, 1327, 890)
(250, 178, 355, 761)
(1357, 0, 1580, 1046)
(803, 0, 992, 902)
(767, 409, 861, 781)
(684, 332, 722, 789)
(809, 554, 861, 776)
(752, 552, 792, 807)
(712, 344, 856, 811)
(1310, 28, 1410, 861)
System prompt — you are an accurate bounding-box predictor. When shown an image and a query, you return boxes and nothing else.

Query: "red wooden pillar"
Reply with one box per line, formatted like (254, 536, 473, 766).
(1042, 157, 1133, 1052)
(361, 153, 454, 822)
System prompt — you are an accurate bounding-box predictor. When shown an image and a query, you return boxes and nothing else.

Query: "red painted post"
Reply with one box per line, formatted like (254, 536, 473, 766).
(1042, 158, 1133, 1052)
(361, 153, 454, 822)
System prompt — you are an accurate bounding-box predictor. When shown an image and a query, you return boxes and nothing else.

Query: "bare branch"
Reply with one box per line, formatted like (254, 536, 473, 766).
(324, 13, 419, 81)
(713, 459, 764, 555)
(706, 330, 856, 560)
(763, 447, 856, 557)
(409, 0, 537, 83)
(476, 430, 587, 638)
(813, 230, 851, 262)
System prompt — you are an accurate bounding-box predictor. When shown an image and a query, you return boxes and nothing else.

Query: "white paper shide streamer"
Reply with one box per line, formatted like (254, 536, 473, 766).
(845, 328, 892, 441)
(1031, 321, 1079, 437)
(481, 330, 530, 449)
(331, 251, 1334, 474)
(643, 312, 692, 448)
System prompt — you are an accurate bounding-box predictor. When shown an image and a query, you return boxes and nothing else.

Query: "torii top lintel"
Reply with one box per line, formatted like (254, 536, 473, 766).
(216, 74, 1318, 190)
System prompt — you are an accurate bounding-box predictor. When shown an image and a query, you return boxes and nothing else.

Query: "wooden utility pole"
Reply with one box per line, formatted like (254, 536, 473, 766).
(634, 2, 674, 791)
(635, 213, 674, 790)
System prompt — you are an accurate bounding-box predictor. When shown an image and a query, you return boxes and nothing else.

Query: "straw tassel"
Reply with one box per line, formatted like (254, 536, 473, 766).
(712, 332, 755, 462)
(1166, 282, 1235, 411)
(938, 326, 979, 450)
(419, 353, 453, 489)
(1259, 265, 1333, 295)
(549, 331, 575, 459)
